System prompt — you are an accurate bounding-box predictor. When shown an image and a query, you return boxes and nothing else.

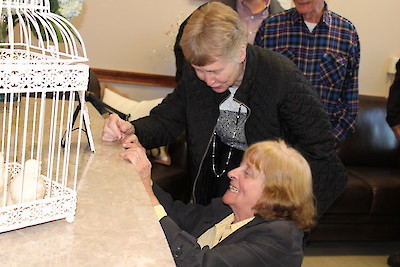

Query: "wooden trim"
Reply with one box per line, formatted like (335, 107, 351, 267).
(91, 68, 176, 88)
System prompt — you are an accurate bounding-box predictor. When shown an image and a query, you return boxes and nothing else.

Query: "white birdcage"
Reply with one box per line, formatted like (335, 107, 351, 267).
(0, 0, 92, 232)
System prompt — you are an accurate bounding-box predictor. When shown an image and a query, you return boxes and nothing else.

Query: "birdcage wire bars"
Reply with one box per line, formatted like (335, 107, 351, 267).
(0, 0, 89, 232)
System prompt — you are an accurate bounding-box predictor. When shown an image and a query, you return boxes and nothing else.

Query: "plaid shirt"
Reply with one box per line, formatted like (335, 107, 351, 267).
(255, 5, 360, 143)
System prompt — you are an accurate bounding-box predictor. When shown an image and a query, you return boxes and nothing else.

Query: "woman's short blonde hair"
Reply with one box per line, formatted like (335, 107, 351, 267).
(180, 2, 247, 66)
(245, 140, 317, 231)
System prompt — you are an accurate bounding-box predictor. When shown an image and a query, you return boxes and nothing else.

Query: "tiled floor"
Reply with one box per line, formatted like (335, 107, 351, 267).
(303, 242, 400, 267)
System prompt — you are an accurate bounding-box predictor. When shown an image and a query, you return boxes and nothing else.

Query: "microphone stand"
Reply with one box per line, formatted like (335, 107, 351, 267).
(63, 91, 96, 152)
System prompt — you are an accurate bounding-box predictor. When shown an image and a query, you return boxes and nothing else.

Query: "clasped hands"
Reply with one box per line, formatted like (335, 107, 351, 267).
(102, 114, 152, 188)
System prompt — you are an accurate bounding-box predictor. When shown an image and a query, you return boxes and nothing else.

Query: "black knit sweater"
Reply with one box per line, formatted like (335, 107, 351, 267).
(133, 45, 347, 217)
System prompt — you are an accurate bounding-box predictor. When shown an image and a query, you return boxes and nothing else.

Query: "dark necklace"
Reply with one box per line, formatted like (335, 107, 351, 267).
(212, 106, 242, 178)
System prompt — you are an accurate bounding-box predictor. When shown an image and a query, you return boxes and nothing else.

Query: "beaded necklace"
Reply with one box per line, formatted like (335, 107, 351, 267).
(212, 106, 242, 178)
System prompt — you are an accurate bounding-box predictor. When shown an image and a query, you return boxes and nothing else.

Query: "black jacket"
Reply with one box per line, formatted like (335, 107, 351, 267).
(133, 45, 347, 217)
(174, 0, 285, 81)
(154, 184, 304, 267)
(387, 59, 400, 127)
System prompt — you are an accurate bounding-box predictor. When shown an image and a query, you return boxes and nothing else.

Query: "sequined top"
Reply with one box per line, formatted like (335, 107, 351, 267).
(216, 87, 248, 151)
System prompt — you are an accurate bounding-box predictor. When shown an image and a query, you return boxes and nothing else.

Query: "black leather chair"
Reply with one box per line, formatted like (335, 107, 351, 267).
(310, 95, 400, 241)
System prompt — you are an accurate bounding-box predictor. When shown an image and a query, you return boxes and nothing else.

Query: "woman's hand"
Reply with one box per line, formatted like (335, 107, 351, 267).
(102, 113, 135, 142)
(120, 140, 160, 206)
(120, 142, 152, 186)
(121, 134, 140, 148)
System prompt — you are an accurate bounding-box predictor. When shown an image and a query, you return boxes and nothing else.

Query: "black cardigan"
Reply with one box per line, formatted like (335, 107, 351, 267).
(133, 45, 347, 217)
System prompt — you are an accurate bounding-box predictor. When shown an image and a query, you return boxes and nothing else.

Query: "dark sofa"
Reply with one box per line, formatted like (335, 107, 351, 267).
(152, 95, 400, 241)
(310, 95, 400, 241)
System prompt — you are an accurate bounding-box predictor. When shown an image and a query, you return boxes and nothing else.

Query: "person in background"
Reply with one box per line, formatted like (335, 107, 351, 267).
(102, 2, 347, 218)
(387, 59, 400, 140)
(255, 0, 360, 146)
(386, 59, 400, 267)
(174, 0, 285, 82)
(123, 139, 316, 267)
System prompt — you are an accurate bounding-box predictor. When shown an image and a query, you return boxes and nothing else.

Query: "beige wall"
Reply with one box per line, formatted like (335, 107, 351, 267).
(73, 0, 400, 99)
(73, 0, 208, 76)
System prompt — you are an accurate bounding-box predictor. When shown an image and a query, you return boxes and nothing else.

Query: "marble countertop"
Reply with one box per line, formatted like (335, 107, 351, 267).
(0, 102, 175, 266)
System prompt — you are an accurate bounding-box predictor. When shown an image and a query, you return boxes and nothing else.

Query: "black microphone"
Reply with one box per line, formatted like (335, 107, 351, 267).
(84, 91, 130, 121)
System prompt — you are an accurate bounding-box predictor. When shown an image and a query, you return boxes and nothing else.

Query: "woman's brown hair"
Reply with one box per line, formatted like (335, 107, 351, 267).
(246, 140, 317, 231)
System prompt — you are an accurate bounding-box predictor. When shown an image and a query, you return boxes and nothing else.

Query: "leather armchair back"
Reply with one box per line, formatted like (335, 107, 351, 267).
(337, 95, 400, 168)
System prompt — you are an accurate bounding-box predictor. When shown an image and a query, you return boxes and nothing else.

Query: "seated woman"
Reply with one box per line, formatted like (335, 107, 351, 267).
(122, 139, 316, 266)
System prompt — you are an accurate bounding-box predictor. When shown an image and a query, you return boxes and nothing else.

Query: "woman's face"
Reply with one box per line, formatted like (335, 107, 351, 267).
(191, 46, 246, 93)
(222, 159, 265, 220)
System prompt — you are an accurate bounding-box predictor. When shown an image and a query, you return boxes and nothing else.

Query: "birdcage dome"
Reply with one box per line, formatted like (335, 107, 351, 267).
(0, 0, 88, 64)
(0, 0, 88, 93)
(0, 0, 91, 232)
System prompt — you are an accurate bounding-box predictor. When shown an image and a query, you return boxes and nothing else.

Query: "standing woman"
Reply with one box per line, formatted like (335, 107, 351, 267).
(103, 2, 347, 217)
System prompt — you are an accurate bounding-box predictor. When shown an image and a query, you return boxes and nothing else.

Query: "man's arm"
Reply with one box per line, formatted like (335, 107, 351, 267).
(333, 28, 361, 143)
